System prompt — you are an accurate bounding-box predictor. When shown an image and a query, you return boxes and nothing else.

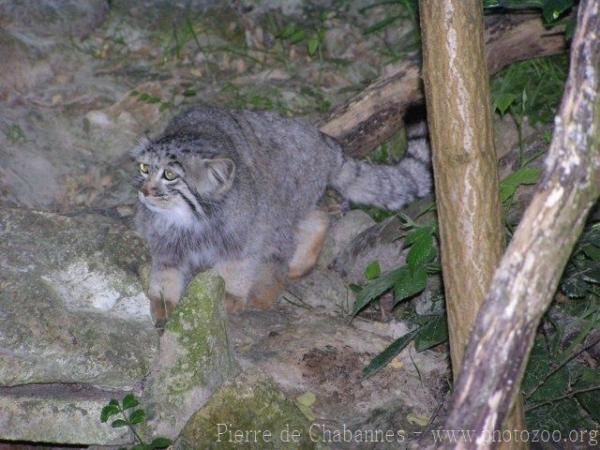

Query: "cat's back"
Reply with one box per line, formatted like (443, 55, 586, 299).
(166, 106, 340, 212)
(166, 106, 339, 174)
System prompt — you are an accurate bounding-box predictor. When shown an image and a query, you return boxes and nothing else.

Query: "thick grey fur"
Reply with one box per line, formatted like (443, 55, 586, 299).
(134, 106, 431, 291)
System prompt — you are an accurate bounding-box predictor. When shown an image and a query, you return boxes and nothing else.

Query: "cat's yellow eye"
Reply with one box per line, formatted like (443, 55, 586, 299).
(139, 163, 149, 174)
(163, 169, 177, 181)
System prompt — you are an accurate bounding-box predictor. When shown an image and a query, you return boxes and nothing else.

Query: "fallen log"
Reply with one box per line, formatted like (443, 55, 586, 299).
(320, 13, 567, 157)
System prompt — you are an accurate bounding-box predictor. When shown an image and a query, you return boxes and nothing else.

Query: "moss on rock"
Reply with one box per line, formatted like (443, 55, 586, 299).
(144, 271, 239, 439)
(176, 371, 318, 450)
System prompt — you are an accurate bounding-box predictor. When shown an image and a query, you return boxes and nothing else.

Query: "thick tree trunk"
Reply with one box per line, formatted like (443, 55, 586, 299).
(320, 14, 567, 157)
(435, 1, 600, 448)
(418, 1, 526, 447)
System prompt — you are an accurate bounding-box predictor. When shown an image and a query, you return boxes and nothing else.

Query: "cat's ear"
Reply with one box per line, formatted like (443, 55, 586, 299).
(190, 157, 236, 196)
(206, 158, 236, 193)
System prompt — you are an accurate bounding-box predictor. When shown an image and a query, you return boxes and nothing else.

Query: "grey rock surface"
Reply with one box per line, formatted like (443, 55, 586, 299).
(228, 304, 448, 450)
(318, 210, 377, 269)
(329, 215, 408, 284)
(0, 385, 132, 446)
(0, 208, 157, 388)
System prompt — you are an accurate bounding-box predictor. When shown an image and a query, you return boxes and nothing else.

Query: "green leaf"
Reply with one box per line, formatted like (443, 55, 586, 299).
(150, 437, 173, 449)
(542, 0, 572, 23)
(500, 167, 541, 202)
(404, 226, 434, 247)
(131, 444, 150, 450)
(364, 261, 381, 280)
(393, 266, 428, 306)
(129, 409, 146, 425)
(122, 393, 139, 410)
(137, 92, 161, 104)
(182, 89, 197, 97)
(414, 315, 448, 351)
(100, 404, 120, 423)
(362, 329, 419, 378)
(493, 92, 517, 115)
(565, 16, 576, 41)
(406, 232, 434, 271)
(573, 367, 600, 422)
(307, 37, 319, 56)
(523, 338, 570, 402)
(352, 267, 408, 315)
(288, 29, 306, 44)
(278, 24, 297, 39)
(583, 245, 600, 261)
(111, 419, 128, 428)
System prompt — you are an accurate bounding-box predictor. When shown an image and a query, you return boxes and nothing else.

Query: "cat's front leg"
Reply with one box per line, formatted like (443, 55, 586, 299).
(148, 265, 186, 328)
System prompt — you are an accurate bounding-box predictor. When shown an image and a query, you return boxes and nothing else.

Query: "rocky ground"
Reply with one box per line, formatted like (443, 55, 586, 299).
(0, 1, 548, 449)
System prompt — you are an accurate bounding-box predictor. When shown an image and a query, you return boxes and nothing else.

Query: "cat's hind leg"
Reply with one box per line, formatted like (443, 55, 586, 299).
(215, 258, 287, 311)
(288, 209, 329, 279)
(246, 262, 288, 310)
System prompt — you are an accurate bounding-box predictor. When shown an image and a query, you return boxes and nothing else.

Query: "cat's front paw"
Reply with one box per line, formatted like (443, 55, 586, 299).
(148, 268, 185, 328)
(149, 297, 177, 329)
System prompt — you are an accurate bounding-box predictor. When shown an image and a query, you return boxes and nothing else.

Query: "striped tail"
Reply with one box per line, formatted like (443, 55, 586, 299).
(330, 122, 432, 210)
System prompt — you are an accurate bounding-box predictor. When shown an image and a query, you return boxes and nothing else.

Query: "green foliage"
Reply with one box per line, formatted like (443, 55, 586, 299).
(523, 309, 600, 431)
(413, 314, 448, 351)
(499, 167, 541, 204)
(363, 328, 419, 378)
(360, 0, 419, 35)
(491, 55, 568, 126)
(362, 314, 447, 378)
(273, 6, 331, 60)
(130, 90, 173, 112)
(559, 223, 600, 298)
(364, 260, 382, 280)
(482, 0, 573, 23)
(359, 0, 420, 61)
(101, 394, 172, 450)
(352, 219, 436, 316)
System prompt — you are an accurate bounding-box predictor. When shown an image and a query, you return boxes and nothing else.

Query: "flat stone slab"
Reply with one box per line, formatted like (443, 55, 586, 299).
(0, 385, 132, 446)
(0, 208, 159, 444)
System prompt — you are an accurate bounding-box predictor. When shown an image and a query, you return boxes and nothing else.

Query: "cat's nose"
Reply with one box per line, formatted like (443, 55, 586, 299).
(141, 184, 155, 196)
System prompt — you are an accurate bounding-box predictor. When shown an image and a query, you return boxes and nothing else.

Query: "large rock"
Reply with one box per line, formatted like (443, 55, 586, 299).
(143, 271, 240, 440)
(0, 208, 157, 445)
(227, 306, 448, 450)
(176, 370, 316, 450)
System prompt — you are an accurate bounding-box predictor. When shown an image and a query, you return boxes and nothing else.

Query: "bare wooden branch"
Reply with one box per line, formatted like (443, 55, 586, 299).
(320, 14, 567, 157)
(435, 1, 600, 448)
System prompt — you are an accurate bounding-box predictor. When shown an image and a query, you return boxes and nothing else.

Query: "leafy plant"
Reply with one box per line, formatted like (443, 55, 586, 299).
(274, 5, 332, 62)
(559, 222, 600, 299)
(482, 0, 574, 24)
(101, 394, 172, 450)
(351, 216, 444, 377)
(523, 308, 600, 431)
(499, 166, 541, 205)
(352, 219, 436, 316)
(491, 55, 568, 126)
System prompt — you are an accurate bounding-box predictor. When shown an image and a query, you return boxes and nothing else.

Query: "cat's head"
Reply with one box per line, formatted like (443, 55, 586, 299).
(133, 134, 236, 224)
